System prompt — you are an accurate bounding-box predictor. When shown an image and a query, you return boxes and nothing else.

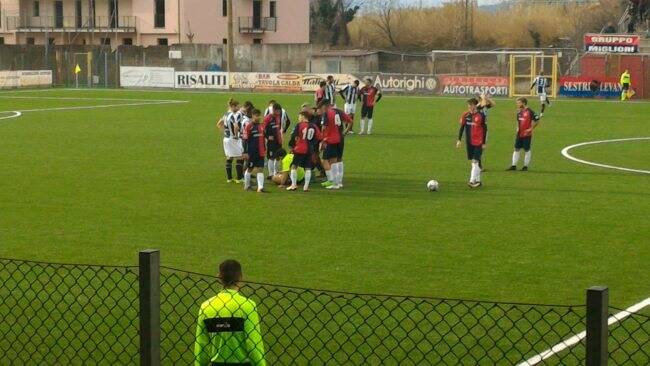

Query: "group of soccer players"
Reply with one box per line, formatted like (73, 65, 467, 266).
(456, 82, 546, 188)
(217, 76, 382, 193)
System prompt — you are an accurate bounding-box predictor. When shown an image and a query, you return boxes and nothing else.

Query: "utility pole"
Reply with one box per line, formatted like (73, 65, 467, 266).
(226, 0, 235, 72)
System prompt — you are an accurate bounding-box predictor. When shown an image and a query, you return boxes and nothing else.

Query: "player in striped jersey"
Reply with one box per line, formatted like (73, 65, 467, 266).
(217, 99, 245, 183)
(339, 80, 360, 135)
(264, 100, 291, 135)
(325, 75, 337, 106)
(530, 72, 551, 115)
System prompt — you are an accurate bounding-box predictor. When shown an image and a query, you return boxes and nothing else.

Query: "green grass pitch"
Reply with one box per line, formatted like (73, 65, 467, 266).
(0, 88, 648, 311)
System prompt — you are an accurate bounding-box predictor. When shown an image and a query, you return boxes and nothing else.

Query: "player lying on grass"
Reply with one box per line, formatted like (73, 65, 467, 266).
(287, 112, 322, 192)
(270, 149, 304, 187)
(217, 98, 244, 184)
(318, 99, 352, 190)
(530, 72, 551, 116)
(508, 97, 541, 172)
(456, 97, 487, 188)
(242, 109, 267, 193)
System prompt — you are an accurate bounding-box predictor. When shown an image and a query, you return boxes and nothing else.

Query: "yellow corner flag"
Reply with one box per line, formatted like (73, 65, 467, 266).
(74, 64, 81, 74)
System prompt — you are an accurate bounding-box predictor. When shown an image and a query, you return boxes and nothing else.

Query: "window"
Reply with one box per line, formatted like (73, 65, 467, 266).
(75, 0, 82, 28)
(222, 38, 227, 44)
(154, 0, 165, 28)
(33, 1, 40, 16)
(122, 38, 133, 45)
(48, 37, 55, 45)
(270, 1, 276, 18)
(0, 37, 5, 45)
(109, 0, 119, 28)
(157, 38, 168, 45)
(222, 0, 227, 17)
(26, 37, 35, 45)
(253, 38, 262, 44)
(101, 37, 111, 45)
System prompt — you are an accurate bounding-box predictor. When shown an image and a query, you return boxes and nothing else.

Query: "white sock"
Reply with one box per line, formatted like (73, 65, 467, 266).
(244, 171, 251, 188)
(326, 169, 333, 182)
(367, 119, 373, 134)
(290, 169, 297, 186)
(475, 162, 482, 182)
(256, 172, 264, 190)
(470, 163, 478, 183)
(334, 162, 343, 185)
(268, 159, 276, 176)
(331, 163, 339, 185)
(524, 151, 532, 167)
(304, 170, 312, 190)
(512, 151, 520, 166)
(339, 162, 344, 185)
(360, 119, 366, 133)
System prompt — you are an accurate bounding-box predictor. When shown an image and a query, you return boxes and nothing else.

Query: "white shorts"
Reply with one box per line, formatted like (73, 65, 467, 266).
(344, 103, 356, 115)
(538, 92, 547, 102)
(223, 137, 243, 158)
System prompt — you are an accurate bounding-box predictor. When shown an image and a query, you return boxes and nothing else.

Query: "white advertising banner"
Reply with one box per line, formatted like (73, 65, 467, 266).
(120, 66, 175, 88)
(19, 70, 52, 87)
(301, 73, 359, 92)
(175, 71, 228, 89)
(229, 72, 257, 89)
(0, 71, 21, 88)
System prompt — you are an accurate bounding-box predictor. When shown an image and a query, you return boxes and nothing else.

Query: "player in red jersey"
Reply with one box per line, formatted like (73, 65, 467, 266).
(456, 98, 487, 188)
(287, 112, 322, 191)
(318, 99, 352, 190)
(358, 77, 382, 135)
(507, 97, 541, 171)
(242, 109, 267, 193)
(262, 103, 284, 179)
(314, 81, 326, 104)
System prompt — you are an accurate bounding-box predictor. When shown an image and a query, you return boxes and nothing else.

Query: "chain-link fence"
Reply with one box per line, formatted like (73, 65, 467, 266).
(1, 251, 648, 365)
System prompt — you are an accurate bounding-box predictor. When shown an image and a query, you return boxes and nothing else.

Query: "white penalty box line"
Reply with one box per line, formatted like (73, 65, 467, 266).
(517, 296, 650, 365)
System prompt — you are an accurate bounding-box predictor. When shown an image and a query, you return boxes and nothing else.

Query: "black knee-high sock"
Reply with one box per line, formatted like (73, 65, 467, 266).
(546, 97, 551, 105)
(225, 158, 233, 180)
(235, 159, 244, 180)
(541, 103, 546, 114)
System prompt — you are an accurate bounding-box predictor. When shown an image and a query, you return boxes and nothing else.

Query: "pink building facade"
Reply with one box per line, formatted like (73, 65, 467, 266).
(0, 0, 309, 46)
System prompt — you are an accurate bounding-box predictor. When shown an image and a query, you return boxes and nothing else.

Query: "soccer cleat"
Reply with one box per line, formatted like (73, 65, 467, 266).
(467, 181, 475, 188)
(303, 188, 310, 192)
(321, 181, 334, 188)
(244, 186, 252, 191)
(286, 185, 298, 191)
(346, 130, 355, 135)
(359, 131, 365, 135)
(522, 166, 529, 171)
(326, 184, 341, 190)
(257, 188, 267, 193)
(234, 179, 242, 184)
(226, 179, 233, 183)
(506, 166, 517, 171)
(540, 113, 544, 117)
(470, 182, 483, 189)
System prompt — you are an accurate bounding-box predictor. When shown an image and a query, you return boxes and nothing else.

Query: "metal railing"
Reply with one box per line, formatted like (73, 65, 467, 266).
(238, 16, 277, 33)
(5, 16, 136, 31)
(0, 250, 648, 365)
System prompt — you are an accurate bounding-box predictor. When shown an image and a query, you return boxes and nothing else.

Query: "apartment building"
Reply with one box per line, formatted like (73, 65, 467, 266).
(0, 0, 309, 46)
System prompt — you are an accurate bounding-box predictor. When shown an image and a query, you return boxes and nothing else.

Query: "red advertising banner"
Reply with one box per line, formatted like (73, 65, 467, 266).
(584, 34, 639, 53)
(438, 76, 509, 96)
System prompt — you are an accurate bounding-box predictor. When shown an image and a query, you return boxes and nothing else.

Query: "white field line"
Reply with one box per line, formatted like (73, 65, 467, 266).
(0, 95, 182, 103)
(0, 100, 187, 114)
(0, 111, 22, 120)
(561, 137, 650, 174)
(517, 297, 650, 366)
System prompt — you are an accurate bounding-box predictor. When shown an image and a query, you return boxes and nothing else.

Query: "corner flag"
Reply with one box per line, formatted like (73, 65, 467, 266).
(74, 64, 81, 74)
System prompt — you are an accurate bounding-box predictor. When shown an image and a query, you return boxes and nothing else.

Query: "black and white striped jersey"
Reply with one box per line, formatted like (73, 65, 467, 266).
(223, 111, 243, 139)
(325, 83, 337, 104)
(341, 84, 359, 105)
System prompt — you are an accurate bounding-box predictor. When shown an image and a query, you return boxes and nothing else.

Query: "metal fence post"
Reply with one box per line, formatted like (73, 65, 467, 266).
(139, 250, 161, 366)
(586, 286, 608, 366)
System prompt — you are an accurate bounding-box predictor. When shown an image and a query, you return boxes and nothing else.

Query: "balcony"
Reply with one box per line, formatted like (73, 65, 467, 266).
(6, 16, 136, 32)
(238, 17, 277, 34)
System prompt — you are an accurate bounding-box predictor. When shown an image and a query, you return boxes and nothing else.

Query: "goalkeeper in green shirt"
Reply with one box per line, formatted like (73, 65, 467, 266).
(194, 260, 266, 366)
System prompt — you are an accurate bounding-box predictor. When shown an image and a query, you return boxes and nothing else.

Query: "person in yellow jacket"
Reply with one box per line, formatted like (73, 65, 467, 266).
(620, 70, 633, 101)
(194, 260, 266, 366)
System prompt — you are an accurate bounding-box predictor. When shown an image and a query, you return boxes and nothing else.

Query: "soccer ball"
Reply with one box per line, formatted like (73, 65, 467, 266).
(427, 180, 439, 192)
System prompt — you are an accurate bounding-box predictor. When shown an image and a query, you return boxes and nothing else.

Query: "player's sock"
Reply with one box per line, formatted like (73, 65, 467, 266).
(546, 97, 551, 106)
(225, 158, 233, 181)
(326, 169, 333, 182)
(470, 162, 478, 183)
(475, 162, 482, 182)
(512, 151, 520, 167)
(256, 172, 265, 190)
(367, 119, 373, 134)
(621, 91, 626, 101)
(304, 169, 312, 190)
(290, 169, 297, 187)
(541, 104, 546, 114)
(360, 119, 366, 133)
(334, 162, 343, 186)
(524, 151, 532, 167)
(339, 161, 344, 185)
(235, 159, 244, 180)
(268, 159, 276, 176)
(331, 163, 339, 185)
(244, 171, 251, 189)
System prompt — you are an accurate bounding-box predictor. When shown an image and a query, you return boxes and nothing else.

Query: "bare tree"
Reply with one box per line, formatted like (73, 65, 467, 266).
(368, 0, 402, 48)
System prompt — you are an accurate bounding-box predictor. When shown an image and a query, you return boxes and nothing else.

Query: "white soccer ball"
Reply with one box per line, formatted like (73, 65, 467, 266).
(427, 180, 439, 192)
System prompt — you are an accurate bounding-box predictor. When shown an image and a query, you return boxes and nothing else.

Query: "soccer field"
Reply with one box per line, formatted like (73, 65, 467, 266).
(0, 88, 648, 311)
